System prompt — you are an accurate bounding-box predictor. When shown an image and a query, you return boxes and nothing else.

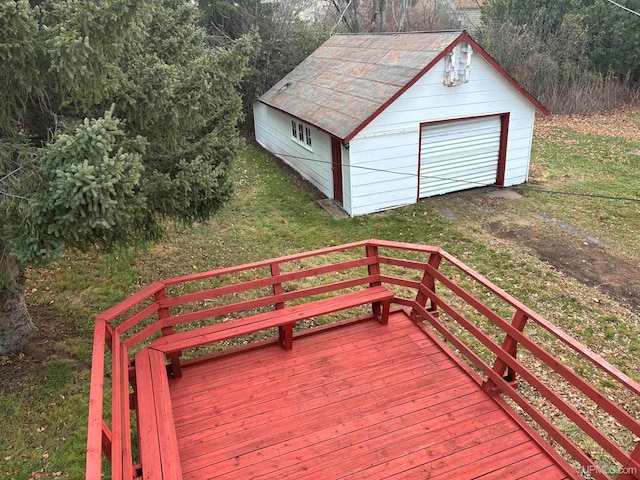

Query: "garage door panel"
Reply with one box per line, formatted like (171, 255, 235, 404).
(422, 172, 499, 195)
(424, 116, 496, 131)
(426, 149, 499, 166)
(425, 153, 498, 168)
(425, 144, 499, 156)
(424, 134, 499, 153)
(424, 167, 499, 182)
(424, 126, 499, 145)
(419, 116, 502, 198)
(431, 162, 498, 176)
(426, 143, 499, 159)
(428, 165, 496, 181)
(426, 159, 497, 177)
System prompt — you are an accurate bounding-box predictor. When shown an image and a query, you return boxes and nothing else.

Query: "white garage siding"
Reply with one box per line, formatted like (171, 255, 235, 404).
(254, 102, 334, 199)
(349, 52, 536, 215)
(340, 146, 353, 216)
(419, 116, 502, 198)
(501, 114, 535, 186)
(348, 132, 420, 216)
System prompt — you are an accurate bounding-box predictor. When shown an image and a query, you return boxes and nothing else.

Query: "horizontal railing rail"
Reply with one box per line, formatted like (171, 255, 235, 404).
(161, 275, 376, 328)
(86, 239, 640, 480)
(375, 243, 640, 480)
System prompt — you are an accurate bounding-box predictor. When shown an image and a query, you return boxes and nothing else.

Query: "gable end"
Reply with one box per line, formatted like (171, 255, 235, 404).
(343, 32, 548, 143)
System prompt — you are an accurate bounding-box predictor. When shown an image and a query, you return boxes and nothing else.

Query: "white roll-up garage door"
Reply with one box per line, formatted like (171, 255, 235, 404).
(419, 116, 502, 198)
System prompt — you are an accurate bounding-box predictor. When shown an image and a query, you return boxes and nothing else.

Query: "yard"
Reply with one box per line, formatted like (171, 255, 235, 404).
(1, 109, 639, 479)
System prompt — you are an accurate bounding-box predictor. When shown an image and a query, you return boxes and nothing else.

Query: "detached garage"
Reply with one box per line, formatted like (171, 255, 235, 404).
(254, 31, 547, 217)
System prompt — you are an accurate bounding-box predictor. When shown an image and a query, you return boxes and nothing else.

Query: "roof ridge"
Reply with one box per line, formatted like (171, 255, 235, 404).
(333, 30, 464, 36)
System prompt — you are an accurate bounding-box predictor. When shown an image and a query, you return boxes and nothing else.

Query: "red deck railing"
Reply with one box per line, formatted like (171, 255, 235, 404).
(86, 239, 640, 480)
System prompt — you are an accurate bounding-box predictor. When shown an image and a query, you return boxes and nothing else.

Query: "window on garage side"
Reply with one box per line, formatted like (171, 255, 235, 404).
(291, 118, 313, 150)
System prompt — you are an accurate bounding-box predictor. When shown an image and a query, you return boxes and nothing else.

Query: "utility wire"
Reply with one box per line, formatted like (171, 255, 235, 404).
(267, 150, 640, 203)
(516, 186, 640, 203)
(604, 0, 640, 17)
(271, 151, 498, 188)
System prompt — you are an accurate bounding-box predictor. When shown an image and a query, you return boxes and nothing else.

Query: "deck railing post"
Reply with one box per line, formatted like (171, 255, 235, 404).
(86, 317, 109, 480)
(271, 262, 293, 349)
(101, 421, 112, 462)
(270, 262, 285, 310)
(410, 252, 442, 322)
(155, 288, 182, 377)
(105, 323, 113, 353)
(484, 310, 528, 394)
(616, 442, 640, 480)
(366, 245, 383, 321)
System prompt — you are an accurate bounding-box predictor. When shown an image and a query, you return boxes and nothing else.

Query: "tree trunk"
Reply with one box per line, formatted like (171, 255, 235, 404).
(371, 0, 387, 32)
(0, 255, 36, 355)
(331, 0, 360, 32)
(398, 0, 410, 31)
(379, 0, 387, 31)
(351, 0, 360, 32)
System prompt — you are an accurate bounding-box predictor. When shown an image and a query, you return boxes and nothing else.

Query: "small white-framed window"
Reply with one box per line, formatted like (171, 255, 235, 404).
(291, 118, 313, 150)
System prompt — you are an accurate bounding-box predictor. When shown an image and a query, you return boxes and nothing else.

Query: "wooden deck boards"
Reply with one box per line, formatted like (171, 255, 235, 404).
(166, 311, 570, 479)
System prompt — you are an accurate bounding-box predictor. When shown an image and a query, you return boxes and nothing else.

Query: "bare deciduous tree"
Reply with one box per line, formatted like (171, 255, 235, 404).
(324, 0, 460, 33)
(330, 0, 361, 32)
(372, 0, 387, 31)
(408, 0, 460, 30)
(395, 0, 413, 31)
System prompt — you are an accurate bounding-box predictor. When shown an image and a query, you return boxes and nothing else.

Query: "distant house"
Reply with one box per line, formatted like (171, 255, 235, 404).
(254, 31, 547, 217)
(453, 0, 485, 33)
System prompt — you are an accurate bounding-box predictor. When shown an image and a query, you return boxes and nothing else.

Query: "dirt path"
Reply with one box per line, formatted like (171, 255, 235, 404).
(486, 215, 640, 312)
(437, 190, 640, 313)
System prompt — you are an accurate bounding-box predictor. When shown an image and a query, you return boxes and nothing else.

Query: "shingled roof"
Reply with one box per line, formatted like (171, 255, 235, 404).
(454, 0, 484, 8)
(258, 31, 546, 142)
(258, 31, 462, 141)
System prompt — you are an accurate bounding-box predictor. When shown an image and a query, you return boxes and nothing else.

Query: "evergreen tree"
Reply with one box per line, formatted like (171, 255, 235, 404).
(198, 0, 328, 126)
(481, 0, 640, 81)
(583, 0, 640, 80)
(0, 0, 257, 354)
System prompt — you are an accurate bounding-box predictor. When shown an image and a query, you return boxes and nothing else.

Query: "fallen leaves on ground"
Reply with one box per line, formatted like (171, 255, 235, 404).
(536, 107, 640, 142)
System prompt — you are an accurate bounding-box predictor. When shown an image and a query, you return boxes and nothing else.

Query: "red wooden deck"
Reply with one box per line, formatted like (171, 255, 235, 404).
(170, 311, 568, 479)
(86, 240, 640, 480)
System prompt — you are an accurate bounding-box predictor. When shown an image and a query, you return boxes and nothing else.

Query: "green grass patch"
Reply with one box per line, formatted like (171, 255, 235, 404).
(0, 360, 89, 480)
(520, 130, 640, 256)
